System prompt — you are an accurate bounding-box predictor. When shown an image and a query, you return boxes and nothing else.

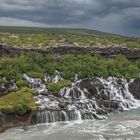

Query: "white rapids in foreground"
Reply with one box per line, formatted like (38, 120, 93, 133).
(1, 109, 140, 140)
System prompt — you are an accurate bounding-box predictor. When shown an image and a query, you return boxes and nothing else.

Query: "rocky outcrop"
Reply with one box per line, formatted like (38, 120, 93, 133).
(78, 77, 104, 99)
(0, 79, 18, 96)
(129, 78, 140, 99)
(0, 44, 140, 59)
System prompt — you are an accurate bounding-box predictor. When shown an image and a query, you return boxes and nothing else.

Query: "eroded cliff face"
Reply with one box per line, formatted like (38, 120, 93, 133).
(0, 113, 32, 132)
(0, 44, 140, 59)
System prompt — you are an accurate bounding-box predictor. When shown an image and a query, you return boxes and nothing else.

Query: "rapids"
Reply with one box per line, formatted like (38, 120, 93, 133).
(1, 109, 140, 140)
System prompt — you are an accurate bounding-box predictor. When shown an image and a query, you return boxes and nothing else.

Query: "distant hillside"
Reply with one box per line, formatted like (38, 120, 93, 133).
(0, 26, 120, 37)
(0, 26, 139, 49)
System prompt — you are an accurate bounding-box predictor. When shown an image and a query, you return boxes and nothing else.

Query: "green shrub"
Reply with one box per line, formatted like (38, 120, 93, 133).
(13, 101, 29, 115)
(0, 77, 8, 84)
(0, 53, 140, 81)
(48, 80, 71, 94)
(16, 79, 28, 87)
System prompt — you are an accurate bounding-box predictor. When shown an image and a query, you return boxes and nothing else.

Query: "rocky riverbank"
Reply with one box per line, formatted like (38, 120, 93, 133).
(0, 44, 140, 59)
(0, 113, 32, 132)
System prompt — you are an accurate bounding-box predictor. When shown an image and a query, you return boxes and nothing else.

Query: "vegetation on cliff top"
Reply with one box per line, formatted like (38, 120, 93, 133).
(1, 52, 139, 115)
(0, 52, 140, 81)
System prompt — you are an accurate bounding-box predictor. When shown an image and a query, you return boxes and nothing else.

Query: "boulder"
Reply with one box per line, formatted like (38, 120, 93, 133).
(78, 78, 109, 100)
(129, 78, 140, 99)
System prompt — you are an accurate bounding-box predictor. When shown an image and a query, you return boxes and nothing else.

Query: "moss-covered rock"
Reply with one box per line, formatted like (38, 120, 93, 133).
(0, 87, 37, 115)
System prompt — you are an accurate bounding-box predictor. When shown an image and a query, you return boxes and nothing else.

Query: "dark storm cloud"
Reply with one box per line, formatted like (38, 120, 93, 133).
(0, 0, 139, 36)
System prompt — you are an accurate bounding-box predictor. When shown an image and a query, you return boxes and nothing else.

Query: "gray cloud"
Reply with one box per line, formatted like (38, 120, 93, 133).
(0, 0, 139, 36)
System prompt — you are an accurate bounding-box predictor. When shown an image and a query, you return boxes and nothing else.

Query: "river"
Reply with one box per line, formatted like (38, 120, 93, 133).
(0, 109, 140, 140)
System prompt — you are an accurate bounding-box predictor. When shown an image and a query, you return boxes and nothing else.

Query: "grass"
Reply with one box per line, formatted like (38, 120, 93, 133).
(0, 87, 36, 115)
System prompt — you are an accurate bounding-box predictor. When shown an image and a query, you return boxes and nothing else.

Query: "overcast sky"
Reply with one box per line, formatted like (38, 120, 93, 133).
(0, 0, 140, 36)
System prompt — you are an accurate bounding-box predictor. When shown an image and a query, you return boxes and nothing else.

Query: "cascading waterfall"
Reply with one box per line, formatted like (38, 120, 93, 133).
(23, 73, 47, 93)
(97, 77, 140, 110)
(22, 72, 140, 124)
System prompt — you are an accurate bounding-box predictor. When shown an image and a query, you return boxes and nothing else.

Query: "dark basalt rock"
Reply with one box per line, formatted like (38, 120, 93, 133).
(0, 83, 7, 96)
(0, 79, 18, 96)
(129, 78, 140, 99)
(78, 78, 101, 93)
(78, 78, 108, 100)
(0, 44, 140, 59)
(98, 100, 122, 110)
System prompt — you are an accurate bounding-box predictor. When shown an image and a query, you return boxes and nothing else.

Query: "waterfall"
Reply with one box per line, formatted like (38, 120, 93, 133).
(23, 74, 47, 93)
(26, 73, 140, 125)
(97, 77, 140, 110)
